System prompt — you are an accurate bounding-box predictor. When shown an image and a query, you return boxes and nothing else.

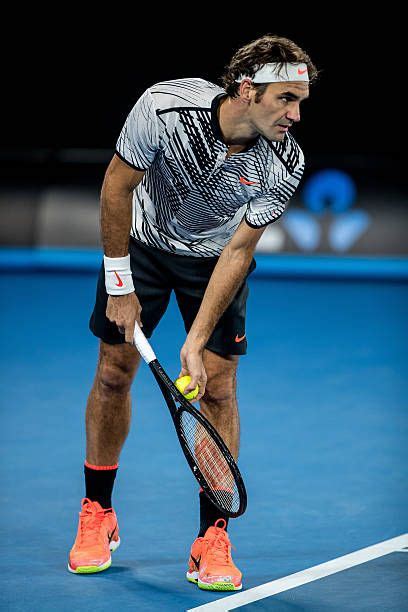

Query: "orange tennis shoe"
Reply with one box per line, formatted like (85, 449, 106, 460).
(186, 519, 242, 591)
(68, 498, 120, 574)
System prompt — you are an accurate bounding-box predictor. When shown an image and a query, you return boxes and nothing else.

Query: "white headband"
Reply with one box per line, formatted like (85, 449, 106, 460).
(236, 62, 309, 83)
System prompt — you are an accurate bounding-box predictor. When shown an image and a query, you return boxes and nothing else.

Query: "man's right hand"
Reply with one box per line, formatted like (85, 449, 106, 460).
(106, 293, 142, 344)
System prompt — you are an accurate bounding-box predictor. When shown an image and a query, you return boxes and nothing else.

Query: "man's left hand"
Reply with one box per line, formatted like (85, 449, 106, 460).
(179, 341, 207, 402)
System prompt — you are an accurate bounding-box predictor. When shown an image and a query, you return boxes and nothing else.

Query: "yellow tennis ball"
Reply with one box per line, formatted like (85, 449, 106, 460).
(175, 375, 199, 400)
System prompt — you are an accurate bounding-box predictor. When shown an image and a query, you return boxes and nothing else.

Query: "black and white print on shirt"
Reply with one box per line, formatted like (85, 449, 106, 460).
(116, 78, 304, 257)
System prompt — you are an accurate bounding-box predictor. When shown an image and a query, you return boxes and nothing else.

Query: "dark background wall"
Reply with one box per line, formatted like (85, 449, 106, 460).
(3, 15, 402, 154)
(1, 13, 406, 253)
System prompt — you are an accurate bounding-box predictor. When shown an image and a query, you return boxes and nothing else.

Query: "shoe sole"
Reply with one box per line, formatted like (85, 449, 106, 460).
(186, 570, 198, 583)
(186, 571, 242, 591)
(198, 579, 242, 591)
(68, 537, 120, 574)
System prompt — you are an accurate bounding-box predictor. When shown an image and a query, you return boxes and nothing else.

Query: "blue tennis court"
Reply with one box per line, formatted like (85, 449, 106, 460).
(1, 266, 407, 611)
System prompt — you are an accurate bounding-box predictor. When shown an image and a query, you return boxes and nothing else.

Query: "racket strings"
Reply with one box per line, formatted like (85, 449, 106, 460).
(180, 411, 240, 514)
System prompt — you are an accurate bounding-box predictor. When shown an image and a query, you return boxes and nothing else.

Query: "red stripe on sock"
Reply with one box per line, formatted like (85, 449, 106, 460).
(84, 460, 118, 471)
(199, 486, 233, 493)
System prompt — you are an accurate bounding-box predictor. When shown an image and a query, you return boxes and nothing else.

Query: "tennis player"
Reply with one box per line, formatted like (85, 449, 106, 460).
(68, 34, 317, 590)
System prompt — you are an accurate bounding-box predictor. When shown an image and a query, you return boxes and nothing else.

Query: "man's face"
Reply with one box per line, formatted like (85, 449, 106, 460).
(247, 81, 309, 142)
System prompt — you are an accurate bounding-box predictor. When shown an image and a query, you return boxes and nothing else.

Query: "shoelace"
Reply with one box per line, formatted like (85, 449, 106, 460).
(206, 527, 231, 565)
(78, 498, 107, 545)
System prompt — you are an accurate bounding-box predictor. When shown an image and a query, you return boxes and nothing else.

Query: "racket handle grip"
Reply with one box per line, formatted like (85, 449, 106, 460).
(133, 322, 156, 364)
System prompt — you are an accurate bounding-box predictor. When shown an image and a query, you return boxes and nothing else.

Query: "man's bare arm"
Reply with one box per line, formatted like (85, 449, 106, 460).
(101, 154, 145, 342)
(101, 154, 144, 256)
(180, 219, 266, 398)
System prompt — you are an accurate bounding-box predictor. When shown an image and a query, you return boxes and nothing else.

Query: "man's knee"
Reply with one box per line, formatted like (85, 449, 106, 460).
(202, 378, 236, 406)
(201, 353, 238, 406)
(96, 341, 140, 395)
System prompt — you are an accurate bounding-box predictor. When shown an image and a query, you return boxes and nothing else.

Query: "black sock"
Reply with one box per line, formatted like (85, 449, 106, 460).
(198, 491, 229, 537)
(84, 462, 118, 509)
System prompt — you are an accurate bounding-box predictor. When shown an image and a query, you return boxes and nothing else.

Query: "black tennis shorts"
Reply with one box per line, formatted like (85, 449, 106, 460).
(89, 237, 256, 356)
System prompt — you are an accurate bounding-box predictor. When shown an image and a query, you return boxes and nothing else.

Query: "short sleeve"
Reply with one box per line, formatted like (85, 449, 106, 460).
(245, 147, 305, 228)
(116, 89, 159, 171)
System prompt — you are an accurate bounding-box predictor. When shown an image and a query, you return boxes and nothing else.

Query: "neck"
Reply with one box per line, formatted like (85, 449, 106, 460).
(218, 97, 258, 147)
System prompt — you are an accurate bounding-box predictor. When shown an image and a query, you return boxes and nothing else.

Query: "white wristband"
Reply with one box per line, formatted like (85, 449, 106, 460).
(104, 254, 135, 296)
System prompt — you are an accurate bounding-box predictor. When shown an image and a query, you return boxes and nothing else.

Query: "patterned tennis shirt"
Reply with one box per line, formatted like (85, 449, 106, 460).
(116, 78, 304, 257)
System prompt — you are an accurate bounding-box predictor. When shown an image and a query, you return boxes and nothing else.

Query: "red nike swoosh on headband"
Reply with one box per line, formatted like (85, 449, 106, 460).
(297, 68, 307, 75)
(114, 271, 123, 287)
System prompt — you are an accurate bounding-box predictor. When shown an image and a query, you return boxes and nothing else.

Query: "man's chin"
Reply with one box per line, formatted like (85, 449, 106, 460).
(268, 132, 286, 142)
(259, 127, 288, 142)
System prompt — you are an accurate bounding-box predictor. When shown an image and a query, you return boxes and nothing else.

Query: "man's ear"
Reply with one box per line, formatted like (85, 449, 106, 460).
(238, 79, 253, 104)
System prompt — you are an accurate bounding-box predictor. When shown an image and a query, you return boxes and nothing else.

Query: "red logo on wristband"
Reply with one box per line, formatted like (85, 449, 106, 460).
(113, 271, 124, 287)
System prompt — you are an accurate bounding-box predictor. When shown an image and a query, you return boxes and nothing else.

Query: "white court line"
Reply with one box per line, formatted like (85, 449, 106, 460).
(187, 533, 408, 611)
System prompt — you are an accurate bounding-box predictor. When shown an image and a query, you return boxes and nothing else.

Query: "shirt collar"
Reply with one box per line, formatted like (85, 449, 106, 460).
(210, 93, 259, 152)
(210, 93, 227, 143)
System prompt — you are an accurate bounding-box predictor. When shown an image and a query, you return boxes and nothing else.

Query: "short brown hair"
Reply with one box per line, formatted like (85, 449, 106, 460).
(221, 34, 319, 97)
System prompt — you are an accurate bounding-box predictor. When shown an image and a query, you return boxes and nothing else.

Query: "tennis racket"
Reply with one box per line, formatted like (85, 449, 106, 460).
(133, 322, 247, 518)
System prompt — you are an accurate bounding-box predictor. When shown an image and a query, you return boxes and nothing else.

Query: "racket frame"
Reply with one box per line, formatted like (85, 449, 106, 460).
(150, 360, 247, 517)
(133, 321, 247, 517)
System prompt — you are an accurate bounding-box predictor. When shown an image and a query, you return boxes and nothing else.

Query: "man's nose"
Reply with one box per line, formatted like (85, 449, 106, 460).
(286, 103, 301, 123)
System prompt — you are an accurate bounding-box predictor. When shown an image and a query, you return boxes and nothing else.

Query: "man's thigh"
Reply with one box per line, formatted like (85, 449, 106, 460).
(175, 257, 256, 357)
(177, 289, 249, 356)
